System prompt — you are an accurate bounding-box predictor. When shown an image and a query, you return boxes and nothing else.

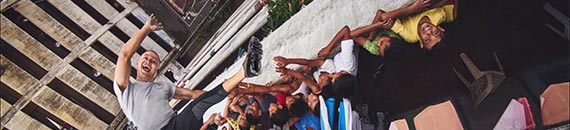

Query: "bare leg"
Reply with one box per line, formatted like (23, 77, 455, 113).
(274, 56, 326, 68)
(222, 67, 246, 92)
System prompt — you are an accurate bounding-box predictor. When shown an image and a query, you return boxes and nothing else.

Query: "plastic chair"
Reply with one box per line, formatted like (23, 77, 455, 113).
(452, 52, 505, 108)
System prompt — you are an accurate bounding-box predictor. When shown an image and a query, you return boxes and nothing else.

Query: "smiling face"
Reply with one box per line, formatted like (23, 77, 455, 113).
(136, 51, 160, 82)
(317, 72, 331, 88)
(418, 17, 446, 50)
(246, 101, 262, 117)
(269, 102, 283, 117)
(377, 35, 392, 57)
(305, 93, 319, 111)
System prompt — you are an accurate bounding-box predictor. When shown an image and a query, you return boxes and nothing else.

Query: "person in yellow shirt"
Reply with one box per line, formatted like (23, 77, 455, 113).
(369, 0, 458, 54)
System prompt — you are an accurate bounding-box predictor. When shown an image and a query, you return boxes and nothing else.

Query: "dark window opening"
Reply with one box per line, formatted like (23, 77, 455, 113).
(2, 9, 70, 58)
(34, 1, 91, 40)
(71, 0, 109, 25)
(69, 59, 113, 93)
(91, 41, 118, 63)
(47, 78, 115, 124)
(22, 101, 78, 129)
(0, 40, 48, 79)
(106, 0, 125, 12)
(0, 82, 22, 105)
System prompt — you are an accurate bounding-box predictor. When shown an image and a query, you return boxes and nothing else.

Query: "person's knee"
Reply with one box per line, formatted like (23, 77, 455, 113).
(341, 26, 352, 40)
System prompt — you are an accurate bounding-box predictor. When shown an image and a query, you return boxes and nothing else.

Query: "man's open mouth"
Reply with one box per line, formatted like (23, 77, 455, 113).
(142, 65, 151, 72)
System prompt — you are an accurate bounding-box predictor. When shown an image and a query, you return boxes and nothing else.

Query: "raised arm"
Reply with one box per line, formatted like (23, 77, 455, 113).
(380, 0, 432, 20)
(114, 14, 163, 92)
(276, 67, 321, 94)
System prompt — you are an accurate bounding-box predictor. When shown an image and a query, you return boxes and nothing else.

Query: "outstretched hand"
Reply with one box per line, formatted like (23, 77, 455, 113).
(380, 18, 395, 29)
(275, 66, 290, 74)
(145, 14, 163, 31)
(411, 0, 432, 11)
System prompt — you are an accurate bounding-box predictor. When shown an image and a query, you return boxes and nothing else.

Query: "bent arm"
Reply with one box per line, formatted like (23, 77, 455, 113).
(281, 69, 321, 94)
(381, 0, 431, 20)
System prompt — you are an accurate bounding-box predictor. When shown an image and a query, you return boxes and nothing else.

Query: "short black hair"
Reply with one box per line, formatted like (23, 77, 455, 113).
(332, 74, 356, 98)
(239, 124, 251, 130)
(321, 83, 335, 99)
(426, 39, 447, 58)
(383, 38, 404, 61)
(270, 108, 289, 127)
(313, 103, 320, 117)
(289, 99, 308, 117)
(246, 113, 260, 125)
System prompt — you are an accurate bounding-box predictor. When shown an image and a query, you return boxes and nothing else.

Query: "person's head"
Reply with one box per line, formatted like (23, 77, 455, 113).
(378, 35, 404, 60)
(289, 98, 308, 117)
(285, 94, 302, 109)
(246, 101, 262, 125)
(332, 74, 356, 98)
(238, 114, 250, 129)
(305, 92, 320, 116)
(269, 102, 289, 127)
(136, 50, 160, 82)
(418, 17, 446, 50)
(317, 72, 332, 88)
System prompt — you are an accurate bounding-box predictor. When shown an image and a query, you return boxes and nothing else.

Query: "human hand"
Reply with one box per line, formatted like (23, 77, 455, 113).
(317, 48, 330, 58)
(380, 18, 395, 29)
(331, 71, 348, 83)
(273, 56, 288, 67)
(411, 0, 432, 11)
(145, 14, 163, 31)
(265, 81, 273, 87)
(275, 66, 290, 74)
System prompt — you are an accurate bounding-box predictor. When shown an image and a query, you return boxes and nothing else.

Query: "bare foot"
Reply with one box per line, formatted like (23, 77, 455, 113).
(126, 0, 134, 4)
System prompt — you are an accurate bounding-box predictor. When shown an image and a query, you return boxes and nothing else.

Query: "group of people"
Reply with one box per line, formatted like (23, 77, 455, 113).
(113, 0, 458, 129)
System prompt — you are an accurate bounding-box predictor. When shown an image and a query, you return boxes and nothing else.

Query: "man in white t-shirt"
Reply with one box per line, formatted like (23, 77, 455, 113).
(113, 15, 263, 130)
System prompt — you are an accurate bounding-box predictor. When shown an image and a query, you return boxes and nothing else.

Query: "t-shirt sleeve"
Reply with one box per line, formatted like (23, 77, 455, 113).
(113, 80, 131, 102)
(363, 40, 380, 56)
(391, 19, 417, 43)
(442, 5, 456, 22)
(166, 82, 176, 99)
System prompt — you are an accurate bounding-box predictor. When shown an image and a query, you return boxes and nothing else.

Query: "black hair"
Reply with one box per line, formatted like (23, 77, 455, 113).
(270, 107, 289, 127)
(321, 83, 335, 99)
(313, 103, 320, 117)
(246, 113, 261, 125)
(332, 74, 357, 99)
(426, 39, 447, 58)
(383, 38, 404, 61)
(239, 124, 251, 130)
(289, 99, 308, 117)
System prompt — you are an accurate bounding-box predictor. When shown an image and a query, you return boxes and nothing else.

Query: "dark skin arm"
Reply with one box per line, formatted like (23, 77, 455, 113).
(238, 82, 296, 94)
(380, 0, 433, 21)
(276, 67, 321, 94)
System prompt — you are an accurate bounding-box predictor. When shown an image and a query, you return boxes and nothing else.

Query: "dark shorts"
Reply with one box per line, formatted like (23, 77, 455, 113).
(162, 84, 228, 130)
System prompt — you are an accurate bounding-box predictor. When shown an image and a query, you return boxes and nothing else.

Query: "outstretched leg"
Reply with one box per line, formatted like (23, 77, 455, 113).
(318, 26, 353, 58)
(274, 56, 326, 68)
